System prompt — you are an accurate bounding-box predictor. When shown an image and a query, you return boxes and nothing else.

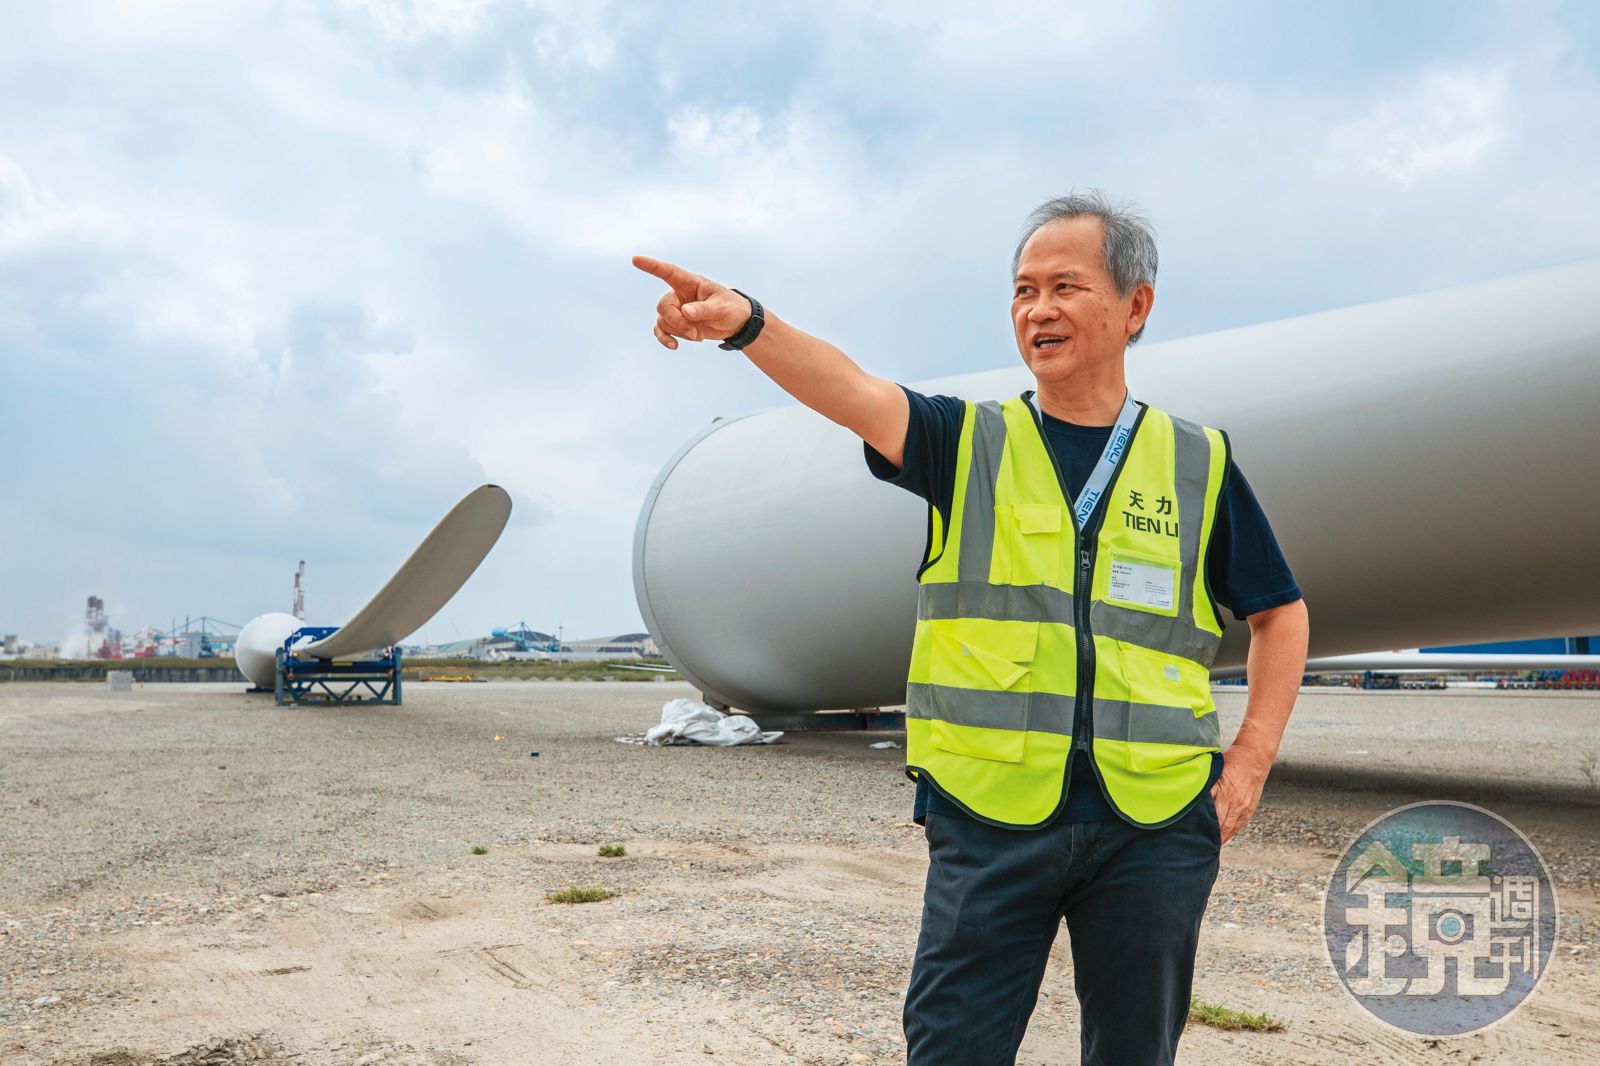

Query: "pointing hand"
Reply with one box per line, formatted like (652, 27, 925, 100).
(632, 255, 754, 350)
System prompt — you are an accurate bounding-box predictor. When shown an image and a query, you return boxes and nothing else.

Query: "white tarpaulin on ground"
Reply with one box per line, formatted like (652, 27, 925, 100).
(637, 698, 784, 746)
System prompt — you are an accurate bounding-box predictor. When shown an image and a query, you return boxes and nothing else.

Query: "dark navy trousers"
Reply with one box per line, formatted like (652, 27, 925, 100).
(903, 788, 1222, 1065)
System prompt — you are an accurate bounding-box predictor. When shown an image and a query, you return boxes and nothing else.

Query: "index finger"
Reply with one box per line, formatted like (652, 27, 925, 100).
(631, 255, 698, 294)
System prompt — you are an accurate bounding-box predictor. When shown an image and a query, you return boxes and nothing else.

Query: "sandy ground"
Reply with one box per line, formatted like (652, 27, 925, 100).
(1, 680, 1597, 1065)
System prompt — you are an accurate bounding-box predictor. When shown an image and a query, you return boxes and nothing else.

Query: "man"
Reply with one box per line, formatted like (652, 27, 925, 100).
(634, 189, 1309, 1066)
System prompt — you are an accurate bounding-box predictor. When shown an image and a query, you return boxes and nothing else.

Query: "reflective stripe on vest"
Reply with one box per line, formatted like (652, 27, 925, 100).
(904, 394, 1229, 829)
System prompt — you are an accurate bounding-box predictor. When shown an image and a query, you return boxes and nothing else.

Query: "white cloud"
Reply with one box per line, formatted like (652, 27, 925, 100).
(667, 106, 764, 159)
(248, 46, 879, 261)
(1329, 69, 1508, 184)
(41, 0, 255, 49)
(338, 0, 495, 42)
(0, 155, 126, 255)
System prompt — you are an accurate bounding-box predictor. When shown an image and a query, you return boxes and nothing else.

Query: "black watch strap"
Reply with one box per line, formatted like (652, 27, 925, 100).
(718, 289, 766, 350)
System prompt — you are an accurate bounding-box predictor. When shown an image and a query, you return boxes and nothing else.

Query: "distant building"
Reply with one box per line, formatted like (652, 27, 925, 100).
(409, 630, 663, 662)
(430, 638, 485, 658)
(563, 632, 661, 657)
(0, 637, 57, 660)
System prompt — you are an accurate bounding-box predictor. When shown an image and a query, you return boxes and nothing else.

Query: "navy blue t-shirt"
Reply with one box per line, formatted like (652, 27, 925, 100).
(865, 385, 1302, 826)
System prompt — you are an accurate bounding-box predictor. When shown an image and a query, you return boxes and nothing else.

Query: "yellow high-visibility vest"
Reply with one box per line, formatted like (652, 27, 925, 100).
(905, 392, 1230, 828)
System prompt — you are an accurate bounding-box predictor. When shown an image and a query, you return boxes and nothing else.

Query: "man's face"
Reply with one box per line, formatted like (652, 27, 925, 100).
(1011, 216, 1151, 384)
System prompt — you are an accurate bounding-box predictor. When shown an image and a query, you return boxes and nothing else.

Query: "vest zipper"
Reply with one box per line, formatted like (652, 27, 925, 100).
(1021, 389, 1147, 820)
(1075, 547, 1093, 753)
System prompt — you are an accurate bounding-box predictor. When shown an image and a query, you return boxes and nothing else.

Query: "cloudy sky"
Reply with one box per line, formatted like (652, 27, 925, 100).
(2, 0, 1596, 648)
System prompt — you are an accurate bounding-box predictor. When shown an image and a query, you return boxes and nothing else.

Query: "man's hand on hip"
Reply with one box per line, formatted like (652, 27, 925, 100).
(1207, 598, 1308, 846)
(633, 256, 752, 349)
(1209, 744, 1273, 844)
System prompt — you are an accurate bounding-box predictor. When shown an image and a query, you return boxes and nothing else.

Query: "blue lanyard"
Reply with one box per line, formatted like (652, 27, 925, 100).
(1026, 389, 1140, 529)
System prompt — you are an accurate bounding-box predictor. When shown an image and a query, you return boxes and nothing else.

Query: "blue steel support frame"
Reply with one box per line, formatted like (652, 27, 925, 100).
(274, 626, 403, 706)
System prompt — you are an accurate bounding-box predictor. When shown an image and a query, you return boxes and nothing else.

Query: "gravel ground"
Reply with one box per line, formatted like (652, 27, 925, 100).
(1, 680, 1596, 1064)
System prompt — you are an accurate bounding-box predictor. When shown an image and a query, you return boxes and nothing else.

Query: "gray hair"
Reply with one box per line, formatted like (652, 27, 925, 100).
(1011, 190, 1159, 344)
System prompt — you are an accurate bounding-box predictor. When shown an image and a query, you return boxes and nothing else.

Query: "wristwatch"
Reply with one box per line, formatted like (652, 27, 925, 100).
(718, 289, 766, 350)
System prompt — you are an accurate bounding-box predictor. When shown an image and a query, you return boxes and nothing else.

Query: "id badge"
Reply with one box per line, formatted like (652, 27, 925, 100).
(1106, 553, 1178, 614)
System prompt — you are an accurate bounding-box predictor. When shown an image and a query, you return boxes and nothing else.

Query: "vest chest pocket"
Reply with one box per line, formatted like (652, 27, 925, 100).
(926, 622, 1037, 764)
(998, 502, 1070, 586)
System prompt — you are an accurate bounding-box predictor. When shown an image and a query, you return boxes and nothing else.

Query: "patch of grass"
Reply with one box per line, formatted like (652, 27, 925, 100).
(470, 845, 488, 855)
(1187, 998, 1286, 1032)
(1579, 750, 1599, 789)
(598, 844, 626, 858)
(546, 885, 616, 904)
